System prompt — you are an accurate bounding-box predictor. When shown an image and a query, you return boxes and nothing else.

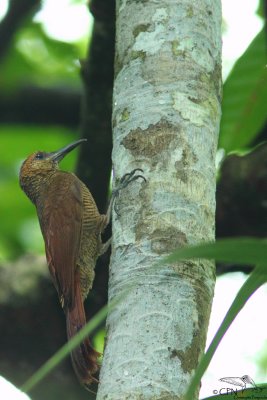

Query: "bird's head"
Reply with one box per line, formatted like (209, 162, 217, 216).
(19, 139, 86, 202)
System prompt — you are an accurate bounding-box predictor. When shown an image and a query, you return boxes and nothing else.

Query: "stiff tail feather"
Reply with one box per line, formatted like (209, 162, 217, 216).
(66, 277, 100, 386)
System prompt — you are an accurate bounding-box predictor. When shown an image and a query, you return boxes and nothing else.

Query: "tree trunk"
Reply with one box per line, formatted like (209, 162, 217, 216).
(97, 1, 222, 399)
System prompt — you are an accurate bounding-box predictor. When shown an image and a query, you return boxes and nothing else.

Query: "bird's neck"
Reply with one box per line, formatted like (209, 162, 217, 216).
(20, 170, 57, 205)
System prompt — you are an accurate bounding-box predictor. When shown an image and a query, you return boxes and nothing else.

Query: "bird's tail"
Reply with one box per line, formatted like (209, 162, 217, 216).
(66, 277, 100, 386)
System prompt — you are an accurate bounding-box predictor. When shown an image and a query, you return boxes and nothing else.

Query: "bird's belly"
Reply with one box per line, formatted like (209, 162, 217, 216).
(77, 232, 102, 300)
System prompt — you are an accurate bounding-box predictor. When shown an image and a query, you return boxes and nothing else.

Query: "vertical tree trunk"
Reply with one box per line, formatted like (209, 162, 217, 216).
(78, 0, 115, 213)
(97, 1, 222, 399)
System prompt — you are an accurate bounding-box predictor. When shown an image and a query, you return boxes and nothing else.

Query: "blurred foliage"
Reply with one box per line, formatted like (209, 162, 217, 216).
(0, 0, 91, 94)
(257, 341, 267, 376)
(0, 0, 90, 260)
(219, 28, 267, 152)
(257, 0, 265, 18)
(0, 19, 84, 92)
(0, 128, 78, 260)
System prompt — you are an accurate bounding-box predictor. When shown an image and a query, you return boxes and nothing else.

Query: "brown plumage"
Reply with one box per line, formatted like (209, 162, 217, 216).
(19, 139, 146, 387)
(19, 139, 107, 386)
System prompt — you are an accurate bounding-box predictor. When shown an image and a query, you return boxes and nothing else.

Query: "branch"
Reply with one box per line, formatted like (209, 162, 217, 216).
(216, 142, 267, 275)
(75, 0, 116, 316)
(0, 85, 80, 127)
(216, 142, 267, 238)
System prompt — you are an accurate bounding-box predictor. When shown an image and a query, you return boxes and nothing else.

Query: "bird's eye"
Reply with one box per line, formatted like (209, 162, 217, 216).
(35, 152, 44, 160)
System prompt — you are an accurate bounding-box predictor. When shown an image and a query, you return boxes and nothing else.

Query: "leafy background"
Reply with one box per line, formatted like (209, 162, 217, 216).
(0, 0, 266, 399)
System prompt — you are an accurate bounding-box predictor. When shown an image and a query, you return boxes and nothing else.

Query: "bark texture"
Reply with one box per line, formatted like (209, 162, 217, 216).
(97, 1, 222, 399)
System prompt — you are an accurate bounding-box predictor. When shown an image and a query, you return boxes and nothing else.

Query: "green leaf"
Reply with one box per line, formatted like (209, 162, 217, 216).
(165, 237, 267, 267)
(257, 0, 265, 18)
(219, 29, 267, 152)
(0, 20, 83, 90)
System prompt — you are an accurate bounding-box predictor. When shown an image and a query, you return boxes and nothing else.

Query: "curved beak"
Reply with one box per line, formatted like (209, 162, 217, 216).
(48, 139, 87, 163)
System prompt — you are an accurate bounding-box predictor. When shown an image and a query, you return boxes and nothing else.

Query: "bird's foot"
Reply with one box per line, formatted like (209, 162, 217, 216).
(113, 169, 146, 215)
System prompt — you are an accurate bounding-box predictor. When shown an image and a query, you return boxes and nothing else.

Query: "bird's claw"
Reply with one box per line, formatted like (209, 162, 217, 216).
(119, 168, 146, 185)
(113, 169, 146, 216)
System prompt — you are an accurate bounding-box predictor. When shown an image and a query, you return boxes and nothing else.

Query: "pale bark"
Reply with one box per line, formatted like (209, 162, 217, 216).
(97, 1, 222, 399)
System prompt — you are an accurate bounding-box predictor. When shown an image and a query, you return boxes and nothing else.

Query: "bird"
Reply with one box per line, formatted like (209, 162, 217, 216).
(220, 375, 258, 390)
(19, 138, 145, 387)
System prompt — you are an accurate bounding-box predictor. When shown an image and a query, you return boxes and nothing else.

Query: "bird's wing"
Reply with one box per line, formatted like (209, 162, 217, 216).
(220, 377, 243, 386)
(38, 173, 83, 309)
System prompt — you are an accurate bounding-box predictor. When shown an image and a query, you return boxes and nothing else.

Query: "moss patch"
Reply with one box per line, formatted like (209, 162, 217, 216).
(131, 50, 146, 61)
(120, 108, 130, 122)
